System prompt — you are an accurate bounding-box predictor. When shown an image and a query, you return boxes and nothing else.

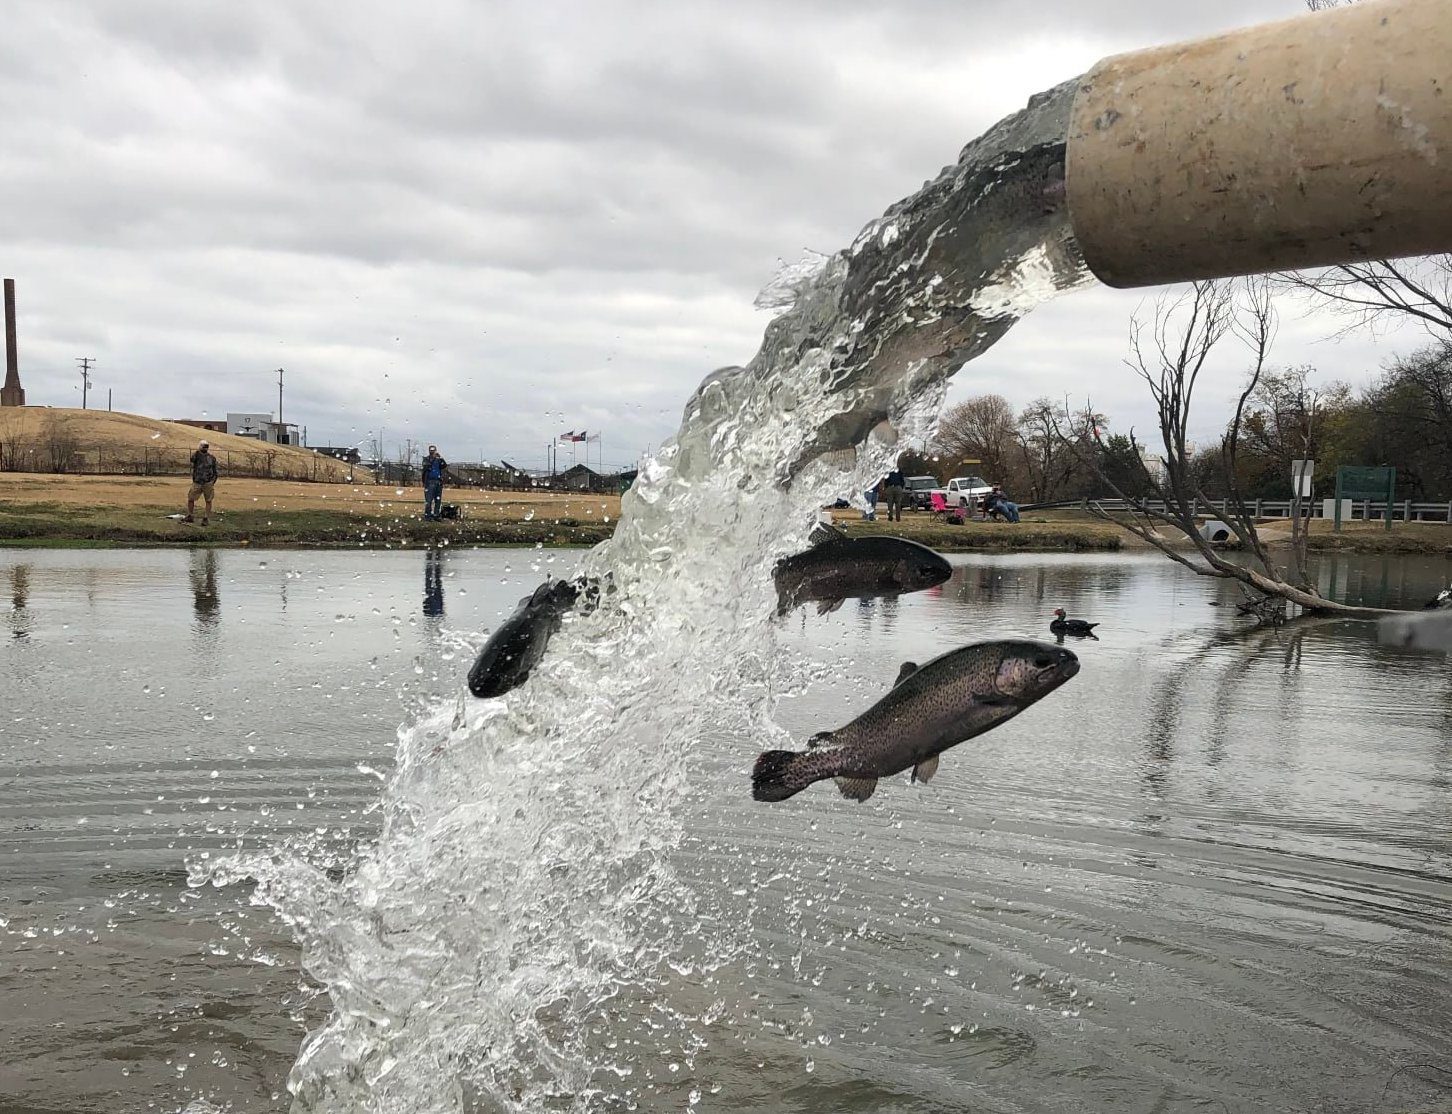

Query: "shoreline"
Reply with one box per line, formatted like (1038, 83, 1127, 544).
(0, 508, 616, 549)
(0, 474, 620, 549)
(827, 511, 1452, 558)
(3, 475, 1451, 557)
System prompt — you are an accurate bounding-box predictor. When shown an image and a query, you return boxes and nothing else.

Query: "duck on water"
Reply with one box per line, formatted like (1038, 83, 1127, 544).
(1050, 608, 1098, 637)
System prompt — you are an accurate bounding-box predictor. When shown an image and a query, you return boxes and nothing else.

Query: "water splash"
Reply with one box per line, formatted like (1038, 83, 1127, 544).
(195, 79, 1092, 1112)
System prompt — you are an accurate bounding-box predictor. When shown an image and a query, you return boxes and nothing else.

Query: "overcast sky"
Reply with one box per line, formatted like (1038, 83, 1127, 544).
(2, 0, 1434, 473)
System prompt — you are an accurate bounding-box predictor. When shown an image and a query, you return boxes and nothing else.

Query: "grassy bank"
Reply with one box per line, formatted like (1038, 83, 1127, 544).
(828, 510, 1124, 551)
(6, 475, 1451, 556)
(1245, 517, 1452, 556)
(0, 475, 619, 548)
(834, 508, 1452, 557)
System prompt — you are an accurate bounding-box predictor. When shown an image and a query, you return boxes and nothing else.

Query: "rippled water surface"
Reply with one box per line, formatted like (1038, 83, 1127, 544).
(3, 546, 1450, 1114)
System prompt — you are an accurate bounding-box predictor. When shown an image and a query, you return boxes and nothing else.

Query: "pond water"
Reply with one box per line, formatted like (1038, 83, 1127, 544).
(2, 546, 1451, 1114)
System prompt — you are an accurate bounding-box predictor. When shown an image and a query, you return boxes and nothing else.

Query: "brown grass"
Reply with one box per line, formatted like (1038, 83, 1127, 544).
(0, 473, 622, 547)
(0, 472, 619, 517)
(0, 407, 357, 481)
(1258, 516, 1452, 554)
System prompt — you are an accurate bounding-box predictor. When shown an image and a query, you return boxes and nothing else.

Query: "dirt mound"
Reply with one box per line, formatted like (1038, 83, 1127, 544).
(0, 407, 361, 481)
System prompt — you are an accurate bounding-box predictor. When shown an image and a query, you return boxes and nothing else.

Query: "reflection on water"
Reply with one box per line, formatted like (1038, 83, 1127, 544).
(189, 548, 221, 635)
(7, 562, 28, 641)
(423, 546, 445, 619)
(0, 547, 1449, 1113)
(1317, 550, 1452, 609)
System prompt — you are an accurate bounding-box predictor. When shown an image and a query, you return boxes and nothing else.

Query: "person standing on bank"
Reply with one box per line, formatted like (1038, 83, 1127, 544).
(422, 445, 448, 521)
(186, 440, 219, 525)
(883, 466, 906, 522)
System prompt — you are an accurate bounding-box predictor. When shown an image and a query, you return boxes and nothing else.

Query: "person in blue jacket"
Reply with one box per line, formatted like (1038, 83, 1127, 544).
(422, 445, 449, 520)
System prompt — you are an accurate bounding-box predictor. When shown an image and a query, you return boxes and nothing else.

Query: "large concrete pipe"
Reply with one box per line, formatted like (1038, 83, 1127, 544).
(1065, 0, 1451, 288)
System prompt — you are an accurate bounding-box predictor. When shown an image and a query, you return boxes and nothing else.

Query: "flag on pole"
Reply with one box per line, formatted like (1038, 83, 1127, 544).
(586, 432, 601, 443)
(559, 431, 587, 443)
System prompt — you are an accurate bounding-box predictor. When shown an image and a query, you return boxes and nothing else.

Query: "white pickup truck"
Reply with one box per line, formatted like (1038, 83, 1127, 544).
(940, 475, 994, 509)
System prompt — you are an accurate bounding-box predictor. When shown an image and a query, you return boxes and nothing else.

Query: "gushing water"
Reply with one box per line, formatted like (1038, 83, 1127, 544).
(197, 80, 1092, 1112)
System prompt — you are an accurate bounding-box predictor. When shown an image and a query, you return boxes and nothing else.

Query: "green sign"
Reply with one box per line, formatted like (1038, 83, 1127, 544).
(1332, 465, 1395, 533)
(1336, 466, 1395, 499)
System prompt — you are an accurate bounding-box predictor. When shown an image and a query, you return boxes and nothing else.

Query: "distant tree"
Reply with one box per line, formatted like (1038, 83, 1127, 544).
(1016, 397, 1100, 502)
(1230, 365, 1357, 500)
(0, 411, 22, 472)
(1096, 433, 1155, 501)
(933, 394, 1017, 483)
(1360, 340, 1452, 499)
(892, 447, 941, 481)
(43, 414, 79, 474)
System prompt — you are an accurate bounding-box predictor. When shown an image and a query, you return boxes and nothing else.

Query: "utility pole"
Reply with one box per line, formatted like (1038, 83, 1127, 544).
(276, 368, 284, 425)
(107, 388, 112, 411)
(76, 357, 94, 409)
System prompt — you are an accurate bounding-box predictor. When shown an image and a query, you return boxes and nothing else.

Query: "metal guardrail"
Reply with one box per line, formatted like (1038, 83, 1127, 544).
(1085, 497, 1452, 523)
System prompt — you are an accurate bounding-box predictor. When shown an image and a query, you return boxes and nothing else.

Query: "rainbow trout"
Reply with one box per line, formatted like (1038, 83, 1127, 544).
(466, 578, 580, 698)
(752, 640, 1078, 802)
(774, 524, 951, 615)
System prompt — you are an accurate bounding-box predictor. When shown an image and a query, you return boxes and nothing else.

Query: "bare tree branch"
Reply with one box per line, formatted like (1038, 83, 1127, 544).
(1073, 281, 1403, 619)
(1276, 257, 1452, 339)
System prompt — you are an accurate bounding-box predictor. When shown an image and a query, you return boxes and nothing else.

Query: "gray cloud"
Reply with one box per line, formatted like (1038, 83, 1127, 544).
(1, 0, 1422, 475)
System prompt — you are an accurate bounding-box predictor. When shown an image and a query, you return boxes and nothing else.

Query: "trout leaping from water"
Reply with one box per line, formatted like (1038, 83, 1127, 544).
(752, 640, 1078, 802)
(773, 523, 951, 616)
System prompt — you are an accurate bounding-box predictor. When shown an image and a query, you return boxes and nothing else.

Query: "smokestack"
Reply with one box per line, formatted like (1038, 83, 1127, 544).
(1, 279, 23, 407)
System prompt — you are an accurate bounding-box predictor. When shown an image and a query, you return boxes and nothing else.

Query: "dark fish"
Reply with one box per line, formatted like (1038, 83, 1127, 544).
(1422, 587, 1451, 610)
(752, 640, 1078, 802)
(467, 579, 580, 698)
(774, 524, 951, 615)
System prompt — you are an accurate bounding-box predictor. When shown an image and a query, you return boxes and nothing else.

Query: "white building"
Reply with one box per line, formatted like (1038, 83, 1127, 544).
(1138, 447, 1170, 485)
(226, 412, 300, 445)
(227, 412, 274, 439)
